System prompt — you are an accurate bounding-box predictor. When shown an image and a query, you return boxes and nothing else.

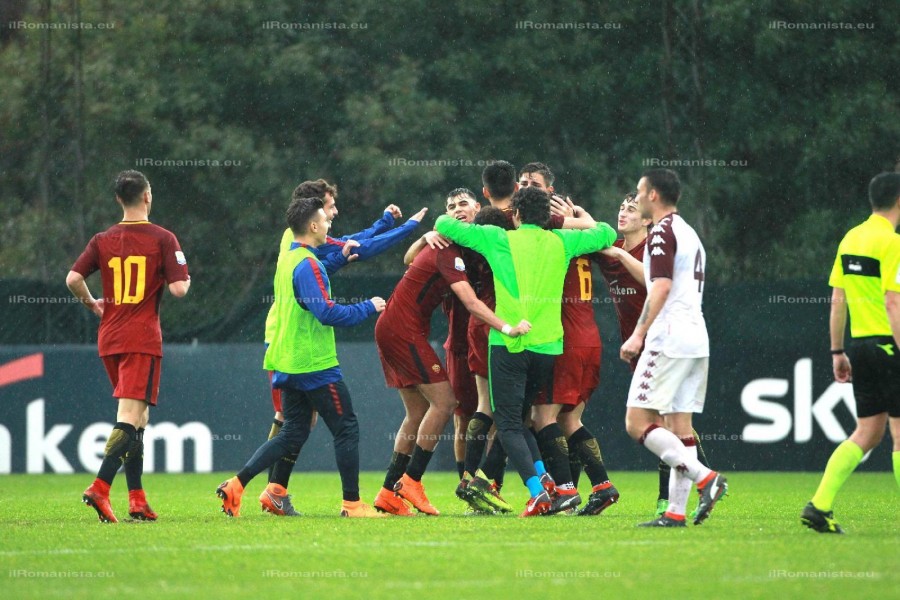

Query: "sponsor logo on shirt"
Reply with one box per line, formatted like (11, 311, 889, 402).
(175, 251, 187, 265)
(454, 257, 466, 271)
(650, 234, 664, 245)
(651, 247, 666, 256)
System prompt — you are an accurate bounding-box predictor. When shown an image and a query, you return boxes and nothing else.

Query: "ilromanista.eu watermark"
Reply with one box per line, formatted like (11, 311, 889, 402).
(768, 21, 874, 31)
(768, 569, 879, 579)
(135, 158, 243, 168)
(515, 21, 622, 31)
(8, 569, 115, 578)
(387, 158, 499, 168)
(262, 569, 368, 578)
(642, 157, 748, 168)
(261, 21, 367, 31)
(6, 21, 114, 30)
(516, 569, 621, 579)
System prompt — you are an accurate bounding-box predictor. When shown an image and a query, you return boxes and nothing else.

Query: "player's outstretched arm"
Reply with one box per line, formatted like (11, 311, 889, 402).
(558, 221, 617, 260)
(294, 258, 378, 327)
(334, 207, 397, 242)
(449, 281, 530, 337)
(320, 208, 427, 272)
(598, 246, 646, 287)
(65, 270, 103, 318)
(434, 215, 500, 257)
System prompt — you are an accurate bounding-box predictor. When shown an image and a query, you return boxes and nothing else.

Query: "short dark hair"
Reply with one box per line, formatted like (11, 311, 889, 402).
(623, 191, 637, 202)
(286, 196, 325, 235)
(114, 170, 150, 206)
(473, 206, 513, 230)
(482, 160, 517, 199)
(292, 179, 337, 202)
(447, 187, 477, 203)
(868, 172, 900, 211)
(511, 186, 550, 227)
(642, 168, 681, 205)
(519, 162, 555, 187)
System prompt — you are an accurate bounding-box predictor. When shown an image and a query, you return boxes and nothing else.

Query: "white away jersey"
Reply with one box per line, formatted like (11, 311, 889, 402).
(643, 212, 709, 357)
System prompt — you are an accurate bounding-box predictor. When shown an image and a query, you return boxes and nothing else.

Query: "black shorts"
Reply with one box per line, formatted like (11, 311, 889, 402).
(848, 336, 900, 418)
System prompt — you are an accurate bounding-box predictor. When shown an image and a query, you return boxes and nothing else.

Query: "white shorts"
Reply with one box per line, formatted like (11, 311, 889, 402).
(626, 350, 708, 414)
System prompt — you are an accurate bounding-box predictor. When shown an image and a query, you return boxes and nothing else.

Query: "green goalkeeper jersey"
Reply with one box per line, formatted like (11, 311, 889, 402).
(435, 216, 616, 354)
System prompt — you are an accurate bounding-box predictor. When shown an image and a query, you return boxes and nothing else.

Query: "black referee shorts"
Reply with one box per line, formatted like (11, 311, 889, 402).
(847, 336, 900, 418)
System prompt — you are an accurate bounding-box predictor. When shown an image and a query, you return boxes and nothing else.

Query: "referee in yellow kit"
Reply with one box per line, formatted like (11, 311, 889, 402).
(802, 172, 900, 534)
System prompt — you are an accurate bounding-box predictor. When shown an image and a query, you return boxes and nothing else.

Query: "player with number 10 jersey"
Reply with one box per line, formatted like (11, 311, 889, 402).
(72, 222, 189, 362)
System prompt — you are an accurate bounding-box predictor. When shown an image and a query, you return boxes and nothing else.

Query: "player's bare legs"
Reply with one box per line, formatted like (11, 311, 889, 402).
(83, 397, 153, 523)
(453, 413, 470, 478)
(374, 388, 428, 516)
(396, 381, 457, 515)
(116, 397, 149, 428)
(395, 388, 430, 454)
(475, 376, 492, 416)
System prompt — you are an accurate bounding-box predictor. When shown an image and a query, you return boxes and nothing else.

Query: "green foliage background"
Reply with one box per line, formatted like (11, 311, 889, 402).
(1, 0, 898, 340)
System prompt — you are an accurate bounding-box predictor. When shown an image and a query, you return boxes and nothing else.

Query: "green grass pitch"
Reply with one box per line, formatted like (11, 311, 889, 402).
(0, 472, 896, 599)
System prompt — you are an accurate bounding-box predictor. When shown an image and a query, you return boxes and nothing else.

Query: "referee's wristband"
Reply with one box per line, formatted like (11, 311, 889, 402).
(830, 349, 845, 355)
(501, 324, 513, 335)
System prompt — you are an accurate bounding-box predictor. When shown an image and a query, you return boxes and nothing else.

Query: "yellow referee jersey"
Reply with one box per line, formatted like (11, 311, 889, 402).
(829, 214, 900, 338)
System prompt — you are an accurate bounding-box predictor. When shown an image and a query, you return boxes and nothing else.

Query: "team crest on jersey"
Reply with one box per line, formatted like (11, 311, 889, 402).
(651, 247, 666, 256)
(175, 251, 187, 265)
(454, 257, 466, 271)
(431, 364, 441, 373)
(650, 235, 664, 245)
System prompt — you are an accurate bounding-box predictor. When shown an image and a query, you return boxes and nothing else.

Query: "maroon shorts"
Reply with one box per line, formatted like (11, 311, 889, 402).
(101, 353, 161, 406)
(375, 318, 447, 388)
(466, 321, 490, 378)
(534, 346, 601, 412)
(268, 370, 283, 413)
(446, 348, 477, 416)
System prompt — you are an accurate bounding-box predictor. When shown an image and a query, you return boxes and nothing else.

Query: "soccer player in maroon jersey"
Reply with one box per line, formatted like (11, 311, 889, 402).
(373, 189, 530, 516)
(597, 192, 712, 518)
(517, 162, 618, 515)
(66, 171, 190, 523)
(404, 189, 481, 483)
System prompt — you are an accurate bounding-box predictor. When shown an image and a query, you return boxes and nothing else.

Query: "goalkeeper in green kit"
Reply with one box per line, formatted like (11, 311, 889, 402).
(435, 185, 616, 516)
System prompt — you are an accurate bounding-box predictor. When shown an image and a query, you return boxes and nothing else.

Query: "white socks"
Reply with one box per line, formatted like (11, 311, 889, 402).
(642, 426, 712, 484)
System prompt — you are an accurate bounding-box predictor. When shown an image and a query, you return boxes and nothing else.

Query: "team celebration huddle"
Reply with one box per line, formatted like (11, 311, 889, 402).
(68, 162, 900, 530)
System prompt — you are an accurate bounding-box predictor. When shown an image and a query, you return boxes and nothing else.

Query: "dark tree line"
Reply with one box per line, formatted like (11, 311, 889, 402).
(1, 0, 898, 337)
